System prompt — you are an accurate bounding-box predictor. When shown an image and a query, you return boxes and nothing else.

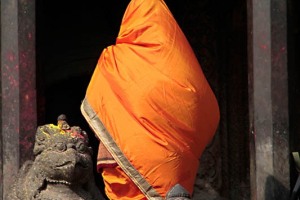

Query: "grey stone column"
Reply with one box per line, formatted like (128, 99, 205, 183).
(247, 0, 289, 199)
(0, 0, 36, 199)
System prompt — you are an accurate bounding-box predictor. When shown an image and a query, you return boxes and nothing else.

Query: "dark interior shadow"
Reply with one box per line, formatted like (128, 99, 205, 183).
(265, 176, 290, 200)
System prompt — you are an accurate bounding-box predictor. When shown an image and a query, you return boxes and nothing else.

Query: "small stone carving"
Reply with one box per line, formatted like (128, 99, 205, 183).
(7, 114, 104, 200)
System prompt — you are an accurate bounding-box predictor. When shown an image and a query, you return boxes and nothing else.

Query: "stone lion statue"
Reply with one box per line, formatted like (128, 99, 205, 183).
(7, 115, 104, 200)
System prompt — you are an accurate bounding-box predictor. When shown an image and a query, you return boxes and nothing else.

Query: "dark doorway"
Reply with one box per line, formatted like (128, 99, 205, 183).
(36, 1, 129, 125)
(36, 0, 249, 199)
(36, 1, 130, 197)
(288, 0, 300, 192)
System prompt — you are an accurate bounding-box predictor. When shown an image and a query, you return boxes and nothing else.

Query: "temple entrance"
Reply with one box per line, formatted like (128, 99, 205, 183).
(1, 0, 298, 199)
(36, 0, 249, 199)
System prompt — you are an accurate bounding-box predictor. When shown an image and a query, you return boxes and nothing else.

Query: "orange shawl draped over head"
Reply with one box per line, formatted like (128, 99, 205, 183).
(81, 0, 220, 199)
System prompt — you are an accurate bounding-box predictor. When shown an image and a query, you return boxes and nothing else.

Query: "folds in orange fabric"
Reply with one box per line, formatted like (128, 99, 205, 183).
(81, 0, 220, 198)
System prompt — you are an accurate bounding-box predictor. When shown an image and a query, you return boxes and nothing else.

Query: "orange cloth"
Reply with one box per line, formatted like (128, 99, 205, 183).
(81, 0, 220, 199)
(102, 165, 146, 200)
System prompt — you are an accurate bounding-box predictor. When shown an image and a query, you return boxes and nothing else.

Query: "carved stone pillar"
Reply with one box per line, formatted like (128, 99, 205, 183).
(247, 0, 289, 199)
(0, 0, 36, 198)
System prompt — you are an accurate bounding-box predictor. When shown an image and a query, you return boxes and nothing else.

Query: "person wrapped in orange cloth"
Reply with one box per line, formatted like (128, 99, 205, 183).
(81, 0, 220, 199)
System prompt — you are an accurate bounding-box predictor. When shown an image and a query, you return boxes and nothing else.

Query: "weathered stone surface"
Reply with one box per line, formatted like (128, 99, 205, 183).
(6, 115, 104, 200)
(1, 0, 37, 198)
(248, 0, 289, 199)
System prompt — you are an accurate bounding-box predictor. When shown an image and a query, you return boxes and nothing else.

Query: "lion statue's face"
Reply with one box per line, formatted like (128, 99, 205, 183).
(33, 123, 93, 186)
